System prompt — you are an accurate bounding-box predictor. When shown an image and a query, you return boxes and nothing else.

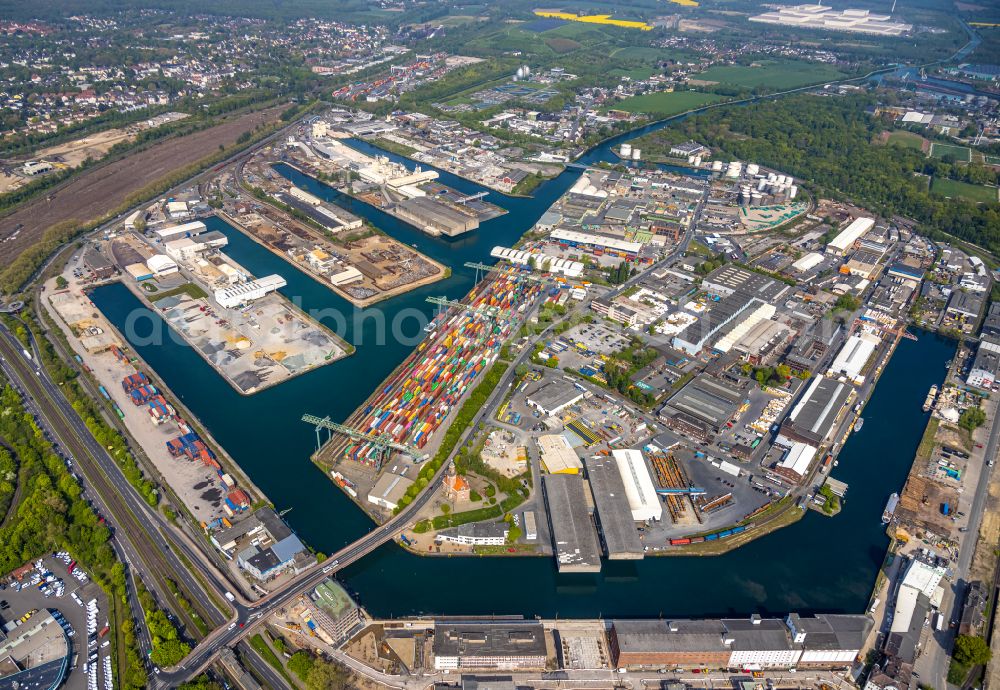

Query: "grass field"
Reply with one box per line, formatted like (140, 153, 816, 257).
(609, 67, 656, 80)
(929, 142, 972, 162)
(931, 177, 998, 203)
(885, 130, 928, 150)
(612, 90, 723, 117)
(693, 60, 846, 89)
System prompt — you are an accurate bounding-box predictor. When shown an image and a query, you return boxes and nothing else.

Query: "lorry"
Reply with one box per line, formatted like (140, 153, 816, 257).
(224, 591, 236, 603)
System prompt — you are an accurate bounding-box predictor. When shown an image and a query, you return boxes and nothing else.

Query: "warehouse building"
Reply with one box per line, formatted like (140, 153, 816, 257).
(397, 197, 478, 237)
(772, 442, 818, 484)
(433, 621, 547, 671)
(219, 507, 316, 581)
(537, 434, 582, 474)
(828, 332, 880, 385)
(968, 335, 1000, 390)
(214, 274, 287, 308)
(147, 254, 178, 276)
(659, 375, 746, 442)
(612, 449, 662, 523)
(367, 472, 414, 512)
(713, 303, 777, 354)
(672, 294, 760, 355)
(550, 228, 642, 259)
(490, 246, 584, 278)
(700, 265, 790, 302)
(609, 614, 870, 670)
(83, 249, 116, 280)
(525, 378, 585, 417)
(779, 376, 853, 447)
(541, 474, 602, 573)
(153, 220, 207, 241)
(826, 217, 874, 255)
(583, 456, 645, 559)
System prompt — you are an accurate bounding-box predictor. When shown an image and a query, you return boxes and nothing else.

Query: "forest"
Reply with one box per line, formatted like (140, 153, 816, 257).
(636, 94, 1000, 255)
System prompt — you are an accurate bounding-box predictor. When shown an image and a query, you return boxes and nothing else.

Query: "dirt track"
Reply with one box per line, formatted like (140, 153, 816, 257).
(0, 106, 284, 265)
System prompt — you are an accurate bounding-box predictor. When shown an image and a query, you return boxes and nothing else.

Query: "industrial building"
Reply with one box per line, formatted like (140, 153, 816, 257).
(772, 442, 818, 484)
(436, 521, 510, 546)
(611, 449, 662, 523)
(0, 610, 70, 690)
(146, 254, 178, 276)
(828, 332, 880, 384)
(583, 456, 645, 559)
(750, 4, 912, 36)
(700, 265, 790, 302)
(825, 217, 875, 256)
(541, 473, 602, 573)
(608, 614, 871, 669)
(792, 252, 824, 273)
(214, 274, 287, 308)
(550, 228, 642, 259)
(779, 376, 853, 446)
(209, 507, 316, 582)
(83, 249, 116, 280)
(432, 620, 547, 671)
(713, 303, 778, 354)
(276, 189, 363, 232)
(396, 197, 478, 237)
(659, 375, 746, 442)
(673, 295, 757, 355)
(490, 246, 584, 278)
(967, 335, 1000, 390)
(367, 472, 414, 511)
(525, 378, 585, 417)
(537, 434, 582, 474)
(153, 220, 208, 241)
(163, 232, 228, 261)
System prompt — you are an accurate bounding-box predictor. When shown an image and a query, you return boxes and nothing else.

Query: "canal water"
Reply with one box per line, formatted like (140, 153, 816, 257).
(90, 113, 956, 618)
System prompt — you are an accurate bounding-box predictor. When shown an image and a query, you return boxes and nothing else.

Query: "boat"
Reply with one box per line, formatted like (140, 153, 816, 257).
(882, 492, 899, 524)
(923, 385, 938, 413)
(853, 417, 864, 433)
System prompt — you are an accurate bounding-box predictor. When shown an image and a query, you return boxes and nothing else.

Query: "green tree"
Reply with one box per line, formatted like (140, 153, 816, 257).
(953, 635, 992, 667)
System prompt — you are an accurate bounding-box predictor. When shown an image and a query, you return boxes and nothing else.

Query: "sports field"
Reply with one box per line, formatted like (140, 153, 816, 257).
(931, 177, 998, 203)
(693, 61, 845, 89)
(929, 142, 972, 162)
(884, 130, 928, 151)
(987, 155, 1000, 166)
(612, 90, 723, 117)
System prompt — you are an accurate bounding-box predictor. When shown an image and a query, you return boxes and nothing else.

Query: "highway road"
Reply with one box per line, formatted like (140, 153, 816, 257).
(0, 324, 233, 666)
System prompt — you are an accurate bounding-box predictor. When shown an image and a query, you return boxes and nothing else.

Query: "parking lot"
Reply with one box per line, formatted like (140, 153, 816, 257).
(1, 553, 111, 690)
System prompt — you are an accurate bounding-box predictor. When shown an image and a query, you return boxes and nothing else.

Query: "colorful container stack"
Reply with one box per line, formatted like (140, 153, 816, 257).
(121, 372, 149, 393)
(340, 273, 540, 466)
(147, 395, 175, 424)
(129, 385, 158, 405)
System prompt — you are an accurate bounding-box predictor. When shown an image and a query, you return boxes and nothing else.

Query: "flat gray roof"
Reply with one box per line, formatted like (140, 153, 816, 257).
(786, 377, 853, 442)
(542, 474, 602, 573)
(432, 621, 546, 660)
(660, 374, 744, 429)
(583, 457, 644, 560)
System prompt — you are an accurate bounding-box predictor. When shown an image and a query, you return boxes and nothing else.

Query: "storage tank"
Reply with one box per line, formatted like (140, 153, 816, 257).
(620, 143, 632, 158)
(746, 163, 760, 176)
(712, 160, 723, 172)
(767, 172, 777, 182)
(789, 185, 798, 199)
(757, 179, 767, 191)
(693, 156, 702, 167)
(751, 192, 763, 206)
(631, 148, 641, 161)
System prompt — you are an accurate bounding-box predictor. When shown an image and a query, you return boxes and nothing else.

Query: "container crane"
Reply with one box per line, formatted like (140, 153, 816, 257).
(302, 414, 425, 469)
(463, 261, 548, 286)
(425, 296, 499, 320)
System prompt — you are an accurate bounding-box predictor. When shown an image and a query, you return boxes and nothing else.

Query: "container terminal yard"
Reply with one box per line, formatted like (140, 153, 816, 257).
(312, 267, 544, 519)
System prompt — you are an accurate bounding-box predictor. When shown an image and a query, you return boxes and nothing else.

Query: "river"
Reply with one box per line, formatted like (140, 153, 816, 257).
(90, 110, 956, 618)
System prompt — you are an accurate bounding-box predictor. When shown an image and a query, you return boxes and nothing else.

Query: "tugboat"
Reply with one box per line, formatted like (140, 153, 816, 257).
(854, 417, 864, 433)
(882, 492, 899, 524)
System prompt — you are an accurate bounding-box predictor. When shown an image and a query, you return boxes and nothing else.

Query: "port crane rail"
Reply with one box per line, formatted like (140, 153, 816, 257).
(425, 295, 500, 320)
(302, 414, 425, 469)
(462, 261, 549, 286)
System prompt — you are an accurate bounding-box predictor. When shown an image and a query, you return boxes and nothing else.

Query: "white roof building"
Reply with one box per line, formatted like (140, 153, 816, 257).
(154, 220, 207, 241)
(551, 228, 643, 256)
(612, 449, 662, 522)
(146, 254, 178, 275)
(537, 434, 582, 474)
(829, 332, 880, 384)
(214, 274, 287, 308)
(490, 246, 584, 278)
(792, 252, 824, 272)
(779, 442, 816, 478)
(826, 217, 875, 255)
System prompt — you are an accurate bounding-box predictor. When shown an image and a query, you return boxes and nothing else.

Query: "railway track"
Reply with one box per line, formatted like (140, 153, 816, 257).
(0, 328, 224, 638)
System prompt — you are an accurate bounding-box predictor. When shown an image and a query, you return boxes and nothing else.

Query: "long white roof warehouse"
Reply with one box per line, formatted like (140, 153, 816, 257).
(612, 449, 662, 522)
(826, 217, 874, 255)
(829, 331, 880, 384)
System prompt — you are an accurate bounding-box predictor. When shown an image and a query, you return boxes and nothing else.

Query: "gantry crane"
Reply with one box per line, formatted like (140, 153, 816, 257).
(302, 414, 425, 470)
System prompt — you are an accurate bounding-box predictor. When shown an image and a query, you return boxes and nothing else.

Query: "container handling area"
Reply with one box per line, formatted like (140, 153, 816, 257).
(313, 268, 544, 518)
